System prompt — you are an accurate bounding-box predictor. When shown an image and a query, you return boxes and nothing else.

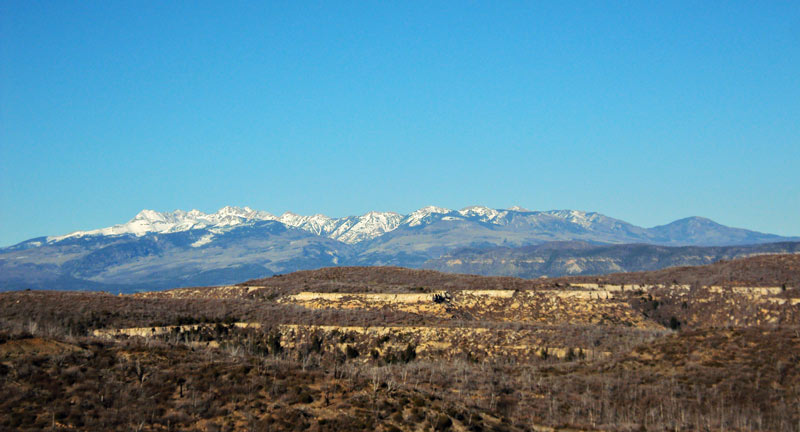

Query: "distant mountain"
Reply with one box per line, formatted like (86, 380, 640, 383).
(351, 208, 794, 266)
(2, 221, 350, 291)
(423, 241, 800, 278)
(35, 205, 794, 249)
(647, 216, 789, 245)
(47, 206, 402, 245)
(2, 205, 797, 291)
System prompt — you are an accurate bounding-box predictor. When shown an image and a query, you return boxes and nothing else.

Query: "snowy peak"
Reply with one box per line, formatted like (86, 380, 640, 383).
(47, 205, 624, 244)
(133, 209, 168, 222)
(458, 205, 500, 221)
(418, 205, 452, 214)
(278, 213, 337, 236)
(125, 209, 183, 234)
(47, 206, 277, 242)
(334, 211, 403, 244)
(207, 206, 275, 225)
(277, 211, 403, 244)
(403, 206, 453, 227)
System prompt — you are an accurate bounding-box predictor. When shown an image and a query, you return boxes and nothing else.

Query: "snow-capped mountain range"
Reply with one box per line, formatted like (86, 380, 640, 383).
(3, 205, 797, 292)
(47, 205, 584, 245)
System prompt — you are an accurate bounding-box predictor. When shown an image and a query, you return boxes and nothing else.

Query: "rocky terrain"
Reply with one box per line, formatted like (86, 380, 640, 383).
(1, 254, 799, 431)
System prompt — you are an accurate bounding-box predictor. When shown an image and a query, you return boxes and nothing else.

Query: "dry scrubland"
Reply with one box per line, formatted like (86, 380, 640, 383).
(1, 255, 800, 431)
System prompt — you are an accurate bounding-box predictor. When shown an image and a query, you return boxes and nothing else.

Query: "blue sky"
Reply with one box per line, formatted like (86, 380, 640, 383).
(1, 1, 798, 246)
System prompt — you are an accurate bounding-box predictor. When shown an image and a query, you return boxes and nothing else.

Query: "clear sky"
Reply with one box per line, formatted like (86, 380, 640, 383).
(1, 1, 798, 246)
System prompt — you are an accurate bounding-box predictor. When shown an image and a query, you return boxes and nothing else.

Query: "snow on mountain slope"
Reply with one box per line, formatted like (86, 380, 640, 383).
(39, 205, 652, 245)
(46, 207, 406, 246)
(47, 207, 278, 242)
(333, 212, 403, 244)
(458, 205, 500, 222)
(543, 210, 601, 229)
(277, 212, 339, 236)
(276, 211, 404, 244)
(402, 206, 454, 227)
(39, 205, 793, 250)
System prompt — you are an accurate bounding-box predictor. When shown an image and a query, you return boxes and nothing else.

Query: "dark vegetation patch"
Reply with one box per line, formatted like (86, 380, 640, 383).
(0, 330, 505, 432)
(0, 254, 798, 431)
(240, 265, 549, 294)
(0, 290, 431, 334)
(565, 253, 800, 288)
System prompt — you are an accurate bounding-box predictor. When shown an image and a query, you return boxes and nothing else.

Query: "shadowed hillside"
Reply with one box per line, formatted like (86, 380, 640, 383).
(424, 241, 800, 279)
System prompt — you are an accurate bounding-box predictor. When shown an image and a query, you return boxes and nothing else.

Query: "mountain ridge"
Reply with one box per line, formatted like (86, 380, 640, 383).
(2, 205, 798, 292)
(24, 205, 796, 249)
